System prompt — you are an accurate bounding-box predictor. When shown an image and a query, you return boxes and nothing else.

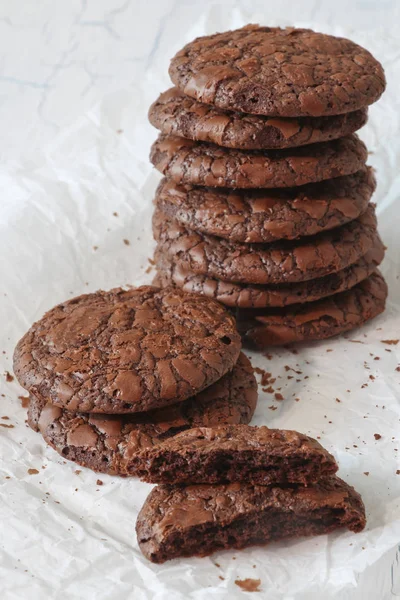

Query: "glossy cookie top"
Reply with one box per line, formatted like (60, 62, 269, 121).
(169, 25, 386, 117)
(14, 285, 241, 414)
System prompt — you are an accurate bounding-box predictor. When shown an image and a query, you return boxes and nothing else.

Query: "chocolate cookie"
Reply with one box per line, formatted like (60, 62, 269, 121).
(169, 25, 386, 117)
(14, 286, 241, 414)
(153, 236, 385, 308)
(130, 425, 338, 485)
(136, 476, 366, 563)
(238, 271, 387, 347)
(153, 204, 377, 285)
(28, 353, 258, 475)
(155, 169, 375, 243)
(149, 88, 368, 149)
(150, 134, 367, 189)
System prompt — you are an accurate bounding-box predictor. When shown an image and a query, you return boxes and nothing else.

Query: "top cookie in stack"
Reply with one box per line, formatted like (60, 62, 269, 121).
(149, 25, 388, 348)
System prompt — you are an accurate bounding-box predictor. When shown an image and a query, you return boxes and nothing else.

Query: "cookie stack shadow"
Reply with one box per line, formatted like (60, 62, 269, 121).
(148, 25, 388, 348)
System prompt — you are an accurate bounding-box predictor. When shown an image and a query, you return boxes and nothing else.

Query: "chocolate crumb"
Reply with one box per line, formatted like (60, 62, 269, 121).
(219, 576, 225, 581)
(374, 433, 382, 440)
(381, 339, 399, 345)
(1, 416, 9, 420)
(4, 371, 14, 382)
(27, 469, 39, 475)
(113, 212, 119, 217)
(336, 398, 341, 403)
(363, 472, 369, 476)
(396, 470, 400, 475)
(123, 239, 130, 246)
(274, 393, 284, 401)
(96, 479, 103, 486)
(235, 578, 261, 593)
(214, 563, 220, 568)
(0, 423, 14, 428)
(268, 405, 277, 411)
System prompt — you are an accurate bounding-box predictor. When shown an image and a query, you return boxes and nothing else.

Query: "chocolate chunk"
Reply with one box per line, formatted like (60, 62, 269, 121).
(130, 424, 338, 484)
(154, 169, 375, 243)
(149, 88, 368, 149)
(28, 353, 258, 475)
(13, 286, 241, 414)
(169, 25, 385, 117)
(150, 134, 367, 189)
(136, 476, 366, 563)
(238, 271, 387, 347)
(153, 205, 377, 285)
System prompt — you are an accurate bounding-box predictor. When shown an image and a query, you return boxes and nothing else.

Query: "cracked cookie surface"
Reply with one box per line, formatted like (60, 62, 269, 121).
(154, 169, 375, 243)
(153, 235, 385, 308)
(28, 353, 257, 475)
(14, 286, 241, 413)
(153, 205, 377, 285)
(149, 88, 368, 149)
(150, 133, 367, 188)
(237, 271, 387, 346)
(169, 25, 385, 117)
(136, 475, 366, 562)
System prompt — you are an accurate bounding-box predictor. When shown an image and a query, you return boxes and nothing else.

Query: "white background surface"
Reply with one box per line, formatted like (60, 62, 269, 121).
(0, 1, 400, 599)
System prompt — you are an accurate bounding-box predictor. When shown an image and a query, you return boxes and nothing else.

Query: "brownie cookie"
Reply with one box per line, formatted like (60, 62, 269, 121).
(130, 424, 338, 485)
(155, 169, 375, 243)
(149, 88, 368, 149)
(28, 353, 258, 475)
(154, 236, 385, 308)
(14, 286, 241, 414)
(153, 204, 377, 285)
(136, 476, 366, 562)
(150, 134, 367, 189)
(238, 271, 387, 347)
(169, 25, 386, 117)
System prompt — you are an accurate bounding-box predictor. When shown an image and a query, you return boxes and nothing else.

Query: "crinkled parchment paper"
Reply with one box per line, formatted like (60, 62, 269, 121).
(0, 8, 399, 600)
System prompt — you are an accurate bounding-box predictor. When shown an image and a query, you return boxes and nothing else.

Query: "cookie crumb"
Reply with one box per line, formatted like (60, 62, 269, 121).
(0, 423, 14, 428)
(363, 472, 369, 476)
(374, 433, 382, 440)
(381, 339, 398, 345)
(274, 393, 284, 401)
(4, 371, 14, 382)
(235, 578, 261, 592)
(96, 479, 103, 486)
(123, 239, 130, 246)
(27, 468, 39, 475)
(113, 212, 119, 217)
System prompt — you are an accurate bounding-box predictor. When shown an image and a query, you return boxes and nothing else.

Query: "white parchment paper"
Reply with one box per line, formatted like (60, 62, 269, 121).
(1, 9, 400, 599)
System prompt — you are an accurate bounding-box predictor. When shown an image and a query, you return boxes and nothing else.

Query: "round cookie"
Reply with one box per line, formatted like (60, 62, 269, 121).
(150, 134, 367, 189)
(169, 25, 386, 117)
(28, 353, 258, 475)
(153, 235, 385, 308)
(237, 271, 387, 347)
(14, 286, 241, 414)
(152, 204, 378, 285)
(155, 169, 375, 243)
(149, 88, 368, 150)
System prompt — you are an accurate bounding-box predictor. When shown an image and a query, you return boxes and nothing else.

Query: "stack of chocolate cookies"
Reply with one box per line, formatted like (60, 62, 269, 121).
(149, 25, 388, 347)
(13, 286, 258, 475)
